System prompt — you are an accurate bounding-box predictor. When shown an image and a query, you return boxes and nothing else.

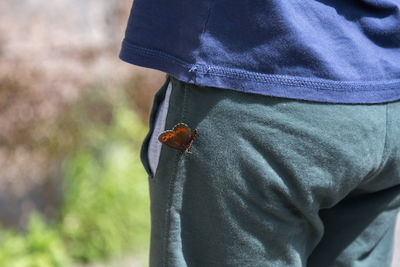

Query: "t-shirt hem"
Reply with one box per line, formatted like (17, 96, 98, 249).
(119, 39, 400, 104)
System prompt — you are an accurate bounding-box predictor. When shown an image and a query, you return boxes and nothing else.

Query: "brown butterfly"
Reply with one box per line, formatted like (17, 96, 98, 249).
(158, 123, 197, 153)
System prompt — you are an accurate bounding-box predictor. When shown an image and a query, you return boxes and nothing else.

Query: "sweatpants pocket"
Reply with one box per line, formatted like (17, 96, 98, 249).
(140, 76, 171, 178)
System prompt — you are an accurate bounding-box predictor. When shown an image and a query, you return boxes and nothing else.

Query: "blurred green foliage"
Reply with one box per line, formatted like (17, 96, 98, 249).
(0, 86, 151, 266)
(0, 215, 69, 267)
(60, 100, 150, 263)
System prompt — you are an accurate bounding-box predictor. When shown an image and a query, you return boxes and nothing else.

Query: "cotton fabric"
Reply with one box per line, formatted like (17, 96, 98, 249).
(120, 0, 400, 103)
(141, 77, 400, 267)
(148, 81, 172, 175)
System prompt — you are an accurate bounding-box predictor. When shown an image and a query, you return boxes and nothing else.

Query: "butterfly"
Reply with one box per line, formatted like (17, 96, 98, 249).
(158, 123, 197, 153)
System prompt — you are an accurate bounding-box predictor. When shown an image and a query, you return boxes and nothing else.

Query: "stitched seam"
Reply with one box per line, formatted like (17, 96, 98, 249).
(163, 80, 188, 267)
(194, 65, 400, 91)
(121, 40, 400, 92)
(377, 104, 390, 174)
(163, 155, 178, 267)
(122, 40, 189, 69)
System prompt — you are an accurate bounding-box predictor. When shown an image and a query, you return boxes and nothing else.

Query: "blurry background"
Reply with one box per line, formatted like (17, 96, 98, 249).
(0, 0, 164, 266)
(0, 1, 399, 267)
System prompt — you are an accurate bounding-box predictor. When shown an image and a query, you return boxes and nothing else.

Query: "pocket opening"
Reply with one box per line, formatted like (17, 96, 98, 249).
(140, 76, 171, 178)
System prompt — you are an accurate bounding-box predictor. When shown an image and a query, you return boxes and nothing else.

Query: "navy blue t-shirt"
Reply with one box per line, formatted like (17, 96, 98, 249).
(120, 0, 400, 103)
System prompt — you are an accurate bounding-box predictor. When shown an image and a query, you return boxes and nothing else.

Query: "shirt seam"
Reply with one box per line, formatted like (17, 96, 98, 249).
(121, 40, 400, 92)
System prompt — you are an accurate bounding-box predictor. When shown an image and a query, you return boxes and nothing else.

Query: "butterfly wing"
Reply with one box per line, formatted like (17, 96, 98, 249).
(181, 129, 198, 153)
(173, 123, 192, 144)
(158, 123, 192, 151)
(158, 130, 184, 150)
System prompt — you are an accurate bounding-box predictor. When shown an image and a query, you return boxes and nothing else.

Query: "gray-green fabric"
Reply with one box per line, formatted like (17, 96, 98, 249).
(141, 77, 400, 267)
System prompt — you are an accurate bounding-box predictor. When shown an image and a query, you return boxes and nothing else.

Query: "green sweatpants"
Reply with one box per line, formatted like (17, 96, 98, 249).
(141, 77, 400, 267)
